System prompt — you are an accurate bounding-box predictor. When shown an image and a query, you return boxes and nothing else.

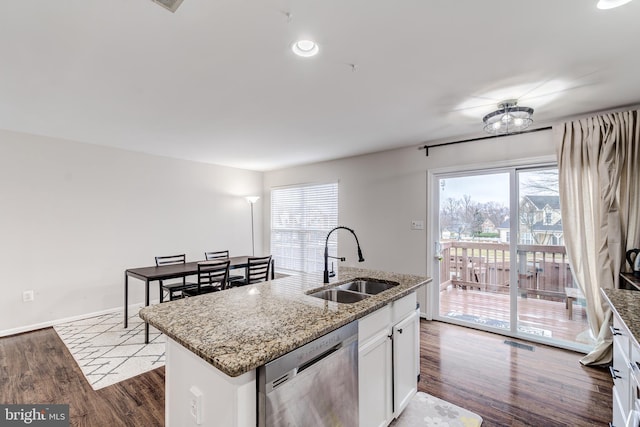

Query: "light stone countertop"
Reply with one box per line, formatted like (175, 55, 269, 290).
(602, 288, 640, 349)
(139, 266, 431, 377)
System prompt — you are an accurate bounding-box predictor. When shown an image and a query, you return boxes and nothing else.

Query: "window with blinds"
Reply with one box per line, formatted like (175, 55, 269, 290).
(270, 183, 338, 273)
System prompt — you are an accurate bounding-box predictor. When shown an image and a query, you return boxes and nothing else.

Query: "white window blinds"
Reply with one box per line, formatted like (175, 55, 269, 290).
(270, 183, 338, 273)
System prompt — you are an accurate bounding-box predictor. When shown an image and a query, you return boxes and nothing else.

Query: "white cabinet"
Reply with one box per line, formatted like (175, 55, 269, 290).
(610, 311, 640, 427)
(359, 292, 419, 427)
(359, 327, 393, 427)
(393, 309, 419, 416)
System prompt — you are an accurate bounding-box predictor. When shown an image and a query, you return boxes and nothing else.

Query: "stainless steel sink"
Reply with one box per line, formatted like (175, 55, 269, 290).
(309, 289, 371, 303)
(308, 278, 399, 303)
(336, 279, 399, 295)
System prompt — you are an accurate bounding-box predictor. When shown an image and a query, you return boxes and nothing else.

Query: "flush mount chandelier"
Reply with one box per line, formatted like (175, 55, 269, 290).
(482, 100, 534, 135)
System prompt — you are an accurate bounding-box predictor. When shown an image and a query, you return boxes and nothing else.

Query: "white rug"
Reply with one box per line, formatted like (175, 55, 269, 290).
(54, 311, 165, 390)
(392, 392, 483, 427)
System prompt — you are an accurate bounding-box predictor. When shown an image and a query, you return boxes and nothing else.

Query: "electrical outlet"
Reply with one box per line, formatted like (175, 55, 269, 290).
(189, 386, 203, 425)
(411, 220, 424, 230)
(23, 290, 34, 302)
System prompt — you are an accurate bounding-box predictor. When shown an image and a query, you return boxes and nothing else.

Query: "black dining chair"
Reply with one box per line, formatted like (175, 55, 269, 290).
(183, 260, 230, 296)
(204, 250, 229, 260)
(229, 255, 272, 287)
(156, 254, 198, 302)
(205, 250, 243, 282)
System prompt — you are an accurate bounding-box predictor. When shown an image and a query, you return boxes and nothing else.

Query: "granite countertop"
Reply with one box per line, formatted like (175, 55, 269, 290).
(602, 288, 640, 349)
(139, 266, 430, 377)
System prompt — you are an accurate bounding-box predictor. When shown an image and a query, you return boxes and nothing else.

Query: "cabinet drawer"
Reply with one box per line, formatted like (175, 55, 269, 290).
(392, 292, 417, 324)
(359, 305, 391, 343)
(613, 385, 626, 427)
(632, 343, 640, 403)
(632, 343, 640, 379)
(614, 333, 631, 368)
(613, 314, 630, 360)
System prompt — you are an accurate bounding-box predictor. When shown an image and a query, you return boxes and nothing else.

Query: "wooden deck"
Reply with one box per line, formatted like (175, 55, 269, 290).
(439, 286, 591, 346)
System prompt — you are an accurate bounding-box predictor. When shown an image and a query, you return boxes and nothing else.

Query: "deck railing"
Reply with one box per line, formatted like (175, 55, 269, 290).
(439, 241, 574, 301)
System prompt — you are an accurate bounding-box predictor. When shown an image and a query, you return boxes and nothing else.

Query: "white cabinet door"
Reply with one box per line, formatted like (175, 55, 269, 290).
(359, 329, 393, 427)
(613, 314, 632, 420)
(393, 309, 419, 417)
(613, 386, 626, 427)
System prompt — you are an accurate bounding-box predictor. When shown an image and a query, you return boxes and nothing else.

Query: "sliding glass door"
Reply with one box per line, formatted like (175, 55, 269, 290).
(436, 171, 512, 330)
(433, 166, 592, 351)
(515, 168, 590, 346)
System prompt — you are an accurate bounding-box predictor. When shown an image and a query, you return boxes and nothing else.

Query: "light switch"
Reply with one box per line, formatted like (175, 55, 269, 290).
(411, 220, 424, 230)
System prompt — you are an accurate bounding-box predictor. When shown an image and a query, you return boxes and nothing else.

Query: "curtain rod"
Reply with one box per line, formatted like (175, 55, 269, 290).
(418, 126, 552, 156)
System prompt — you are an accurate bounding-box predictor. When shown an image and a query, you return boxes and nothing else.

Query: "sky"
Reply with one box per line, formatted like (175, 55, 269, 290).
(439, 170, 558, 207)
(440, 173, 510, 205)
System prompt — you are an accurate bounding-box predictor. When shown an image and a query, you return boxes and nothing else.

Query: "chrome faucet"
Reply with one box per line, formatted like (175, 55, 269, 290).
(323, 226, 365, 283)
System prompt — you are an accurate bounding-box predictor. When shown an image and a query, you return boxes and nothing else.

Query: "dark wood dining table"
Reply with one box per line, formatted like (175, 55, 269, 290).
(124, 256, 274, 343)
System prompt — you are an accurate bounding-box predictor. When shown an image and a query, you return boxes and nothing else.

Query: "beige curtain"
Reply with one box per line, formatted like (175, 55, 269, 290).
(555, 109, 640, 365)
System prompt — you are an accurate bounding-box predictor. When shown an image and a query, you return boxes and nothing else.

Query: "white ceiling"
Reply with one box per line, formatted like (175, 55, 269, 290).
(2, 1, 640, 171)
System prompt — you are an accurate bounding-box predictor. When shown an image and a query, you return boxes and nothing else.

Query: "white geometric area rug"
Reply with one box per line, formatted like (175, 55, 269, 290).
(53, 311, 165, 390)
(392, 392, 483, 427)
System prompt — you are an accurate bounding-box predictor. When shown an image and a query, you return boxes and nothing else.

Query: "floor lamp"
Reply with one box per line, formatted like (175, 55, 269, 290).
(245, 196, 260, 256)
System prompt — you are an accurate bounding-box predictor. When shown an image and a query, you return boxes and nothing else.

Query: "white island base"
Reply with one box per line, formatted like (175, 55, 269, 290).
(166, 338, 256, 427)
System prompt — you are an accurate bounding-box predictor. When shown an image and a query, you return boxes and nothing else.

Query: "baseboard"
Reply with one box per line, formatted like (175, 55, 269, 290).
(0, 300, 158, 338)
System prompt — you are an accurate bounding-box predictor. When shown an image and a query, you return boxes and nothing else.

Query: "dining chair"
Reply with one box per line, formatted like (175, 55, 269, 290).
(205, 250, 229, 260)
(155, 254, 198, 302)
(229, 255, 272, 287)
(205, 250, 243, 282)
(183, 260, 230, 296)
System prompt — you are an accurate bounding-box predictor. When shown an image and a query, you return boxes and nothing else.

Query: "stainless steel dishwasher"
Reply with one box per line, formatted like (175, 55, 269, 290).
(258, 321, 359, 427)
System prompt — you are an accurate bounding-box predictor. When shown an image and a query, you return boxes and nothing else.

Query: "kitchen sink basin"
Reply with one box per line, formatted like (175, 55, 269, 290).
(308, 278, 399, 303)
(336, 279, 399, 295)
(309, 289, 371, 303)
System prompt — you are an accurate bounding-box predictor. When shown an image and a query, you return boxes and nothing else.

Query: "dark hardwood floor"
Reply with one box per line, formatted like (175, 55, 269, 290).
(420, 320, 613, 427)
(1, 321, 612, 426)
(0, 328, 165, 427)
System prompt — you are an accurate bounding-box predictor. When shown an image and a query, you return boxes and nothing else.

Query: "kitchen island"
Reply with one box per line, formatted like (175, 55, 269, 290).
(139, 266, 430, 426)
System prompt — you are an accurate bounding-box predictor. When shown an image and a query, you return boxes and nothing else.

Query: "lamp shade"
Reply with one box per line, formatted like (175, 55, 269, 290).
(245, 196, 260, 204)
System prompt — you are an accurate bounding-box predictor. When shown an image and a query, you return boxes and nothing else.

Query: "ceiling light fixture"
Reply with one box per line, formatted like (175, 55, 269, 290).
(596, 0, 633, 9)
(292, 40, 319, 57)
(482, 100, 534, 135)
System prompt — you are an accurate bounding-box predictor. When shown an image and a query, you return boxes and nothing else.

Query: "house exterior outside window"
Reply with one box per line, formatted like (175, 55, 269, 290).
(498, 195, 563, 245)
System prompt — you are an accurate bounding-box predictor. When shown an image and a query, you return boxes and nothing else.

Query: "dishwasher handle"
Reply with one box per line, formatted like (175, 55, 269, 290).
(297, 342, 342, 374)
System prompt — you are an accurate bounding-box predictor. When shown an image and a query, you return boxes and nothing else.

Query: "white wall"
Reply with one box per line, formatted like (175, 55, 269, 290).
(0, 127, 556, 333)
(0, 130, 262, 334)
(263, 130, 556, 312)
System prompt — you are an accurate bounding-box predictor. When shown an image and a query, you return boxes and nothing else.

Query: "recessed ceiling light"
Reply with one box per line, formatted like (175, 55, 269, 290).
(597, 0, 633, 9)
(292, 40, 319, 57)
